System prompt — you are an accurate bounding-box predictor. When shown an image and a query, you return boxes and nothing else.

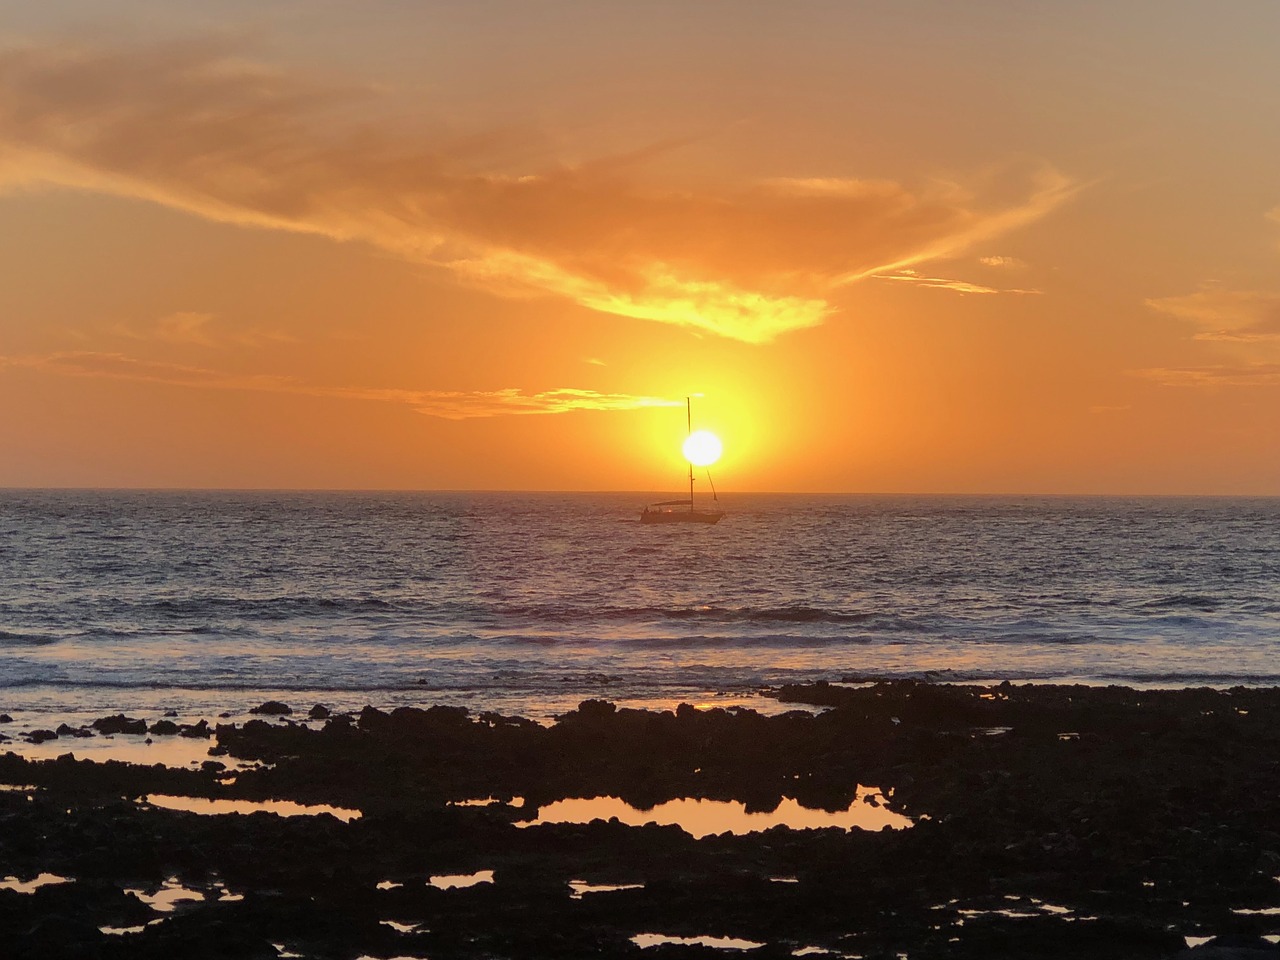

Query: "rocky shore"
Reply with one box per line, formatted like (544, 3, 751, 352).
(4, 681, 1280, 958)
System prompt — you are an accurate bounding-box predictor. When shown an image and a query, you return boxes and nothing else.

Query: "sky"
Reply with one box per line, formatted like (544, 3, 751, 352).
(2, 1, 1279, 493)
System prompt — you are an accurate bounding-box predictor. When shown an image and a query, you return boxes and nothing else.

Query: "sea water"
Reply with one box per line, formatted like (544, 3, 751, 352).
(1, 490, 1279, 722)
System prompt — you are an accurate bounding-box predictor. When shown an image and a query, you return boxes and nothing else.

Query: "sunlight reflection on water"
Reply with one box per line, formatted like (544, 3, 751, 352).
(0, 873, 72, 894)
(143, 794, 361, 822)
(428, 870, 493, 890)
(521, 787, 910, 838)
(632, 932, 765, 950)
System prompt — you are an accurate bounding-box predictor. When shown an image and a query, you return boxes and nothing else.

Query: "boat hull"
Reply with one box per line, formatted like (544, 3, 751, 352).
(639, 509, 724, 524)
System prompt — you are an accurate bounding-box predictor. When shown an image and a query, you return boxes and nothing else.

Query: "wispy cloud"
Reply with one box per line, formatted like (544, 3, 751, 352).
(872, 269, 1041, 295)
(979, 255, 1027, 269)
(110, 311, 294, 348)
(1132, 364, 1280, 388)
(1, 351, 681, 419)
(113, 311, 216, 346)
(0, 40, 1078, 344)
(1145, 287, 1280, 342)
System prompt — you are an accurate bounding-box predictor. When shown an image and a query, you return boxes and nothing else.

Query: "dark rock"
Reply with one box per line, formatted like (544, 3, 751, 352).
(250, 700, 293, 716)
(180, 719, 212, 738)
(201, 760, 227, 773)
(0, 713, 13, 723)
(149, 719, 181, 736)
(92, 714, 148, 735)
(575, 698, 617, 719)
(308, 704, 331, 720)
(1177, 934, 1280, 956)
(28, 729, 57, 743)
(8, 682, 1280, 959)
(52, 723, 94, 739)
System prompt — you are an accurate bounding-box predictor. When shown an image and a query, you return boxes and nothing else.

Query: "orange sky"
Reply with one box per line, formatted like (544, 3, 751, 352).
(2, 2, 1279, 493)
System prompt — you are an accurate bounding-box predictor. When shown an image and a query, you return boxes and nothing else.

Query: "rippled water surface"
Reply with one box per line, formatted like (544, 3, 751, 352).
(2, 491, 1278, 718)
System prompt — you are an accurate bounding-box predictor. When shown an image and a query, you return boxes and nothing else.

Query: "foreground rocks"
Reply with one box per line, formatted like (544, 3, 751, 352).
(3, 682, 1280, 958)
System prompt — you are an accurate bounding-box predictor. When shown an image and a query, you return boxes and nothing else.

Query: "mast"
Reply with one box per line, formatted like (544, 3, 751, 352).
(687, 396, 694, 511)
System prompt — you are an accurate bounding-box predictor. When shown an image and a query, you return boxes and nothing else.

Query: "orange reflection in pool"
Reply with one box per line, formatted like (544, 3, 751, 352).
(521, 787, 910, 838)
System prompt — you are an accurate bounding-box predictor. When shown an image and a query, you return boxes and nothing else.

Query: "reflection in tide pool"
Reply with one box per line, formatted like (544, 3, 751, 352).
(144, 794, 361, 822)
(380, 920, 420, 932)
(632, 933, 765, 950)
(126, 876, 204, 913)
(101, 921, 161, 935)
(569, 879, 644, 898)
(0, 873, 72, 894)
(522, 787, 911, 838)
(429, 870, 493, 890)
(7, 731, 255, 770)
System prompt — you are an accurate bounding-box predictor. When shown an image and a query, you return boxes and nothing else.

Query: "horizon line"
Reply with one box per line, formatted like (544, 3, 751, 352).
(3, 486, 1280, 499)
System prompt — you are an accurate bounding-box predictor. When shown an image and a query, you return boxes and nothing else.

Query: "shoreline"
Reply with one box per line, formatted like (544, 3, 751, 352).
(10, 670, 1280, 734)
(4, 680, 1280, 958)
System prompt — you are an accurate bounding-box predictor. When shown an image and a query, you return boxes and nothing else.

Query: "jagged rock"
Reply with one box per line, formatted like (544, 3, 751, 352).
(149, 720, 181, 736)
(28, 729, 57, 743)
(180, 719, 211, 738)
(308, 704, 331, 720)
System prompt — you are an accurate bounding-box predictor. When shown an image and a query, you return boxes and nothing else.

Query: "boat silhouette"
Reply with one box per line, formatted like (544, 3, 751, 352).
(640, 397, 724, 525)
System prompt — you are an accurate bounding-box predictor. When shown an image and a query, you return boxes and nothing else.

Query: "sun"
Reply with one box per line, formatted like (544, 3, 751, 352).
(683, 430, 723, 467)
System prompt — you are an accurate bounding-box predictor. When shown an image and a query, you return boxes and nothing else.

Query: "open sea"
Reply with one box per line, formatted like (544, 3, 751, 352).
(2, 490, 1279, 722)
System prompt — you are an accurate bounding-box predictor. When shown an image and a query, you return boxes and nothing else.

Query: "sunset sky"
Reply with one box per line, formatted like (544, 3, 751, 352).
(3, 1, 1279, 493)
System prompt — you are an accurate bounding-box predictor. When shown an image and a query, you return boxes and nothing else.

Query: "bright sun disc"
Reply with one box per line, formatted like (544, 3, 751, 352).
(683, 430, 723, 467)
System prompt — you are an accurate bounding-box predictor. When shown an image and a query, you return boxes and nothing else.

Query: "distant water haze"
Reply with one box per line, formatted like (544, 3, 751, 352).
(2, 491, 1279, 722)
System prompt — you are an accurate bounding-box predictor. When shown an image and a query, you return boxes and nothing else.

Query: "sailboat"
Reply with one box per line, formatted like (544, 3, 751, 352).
(639, 397, 725, 524)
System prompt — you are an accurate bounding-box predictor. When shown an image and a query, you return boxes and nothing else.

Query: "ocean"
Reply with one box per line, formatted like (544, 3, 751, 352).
(2, 490, 1279, 723)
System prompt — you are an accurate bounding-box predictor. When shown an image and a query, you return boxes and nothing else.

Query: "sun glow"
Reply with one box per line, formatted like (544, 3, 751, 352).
(683, 430, 723, 467)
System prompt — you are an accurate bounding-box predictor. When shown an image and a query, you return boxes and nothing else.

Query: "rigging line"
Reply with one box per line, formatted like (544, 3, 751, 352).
(706, 470, 718, 501)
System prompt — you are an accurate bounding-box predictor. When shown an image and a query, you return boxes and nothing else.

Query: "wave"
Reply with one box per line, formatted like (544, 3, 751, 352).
(143, 595, 402, 618)
(0, 629, 59, 646)
(6, 668, 1280, 695)
(1139, 594, 1223, 611)
(493, 603, 877, 626)
(0, 675, 753, 694)
(486, 634, 885, 649)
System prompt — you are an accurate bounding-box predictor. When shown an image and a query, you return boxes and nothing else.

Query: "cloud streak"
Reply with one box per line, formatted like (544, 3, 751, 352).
(0, 40, 1078, 344)
(1146, 288, 1280, 342)
(108, 311, 294, 348)
(0, 351, 681, 419)
(872, 269, 1041, 295)
(1131, 364, 1280, 388)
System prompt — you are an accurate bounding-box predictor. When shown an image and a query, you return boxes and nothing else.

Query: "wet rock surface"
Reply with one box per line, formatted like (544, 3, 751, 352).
(4, 682, 1280, 957)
